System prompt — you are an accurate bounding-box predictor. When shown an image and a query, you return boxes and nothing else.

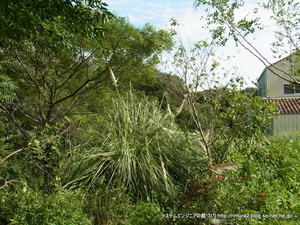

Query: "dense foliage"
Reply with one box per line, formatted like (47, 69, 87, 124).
(0, 0, 299, 224)
(63, 93, 206, 202)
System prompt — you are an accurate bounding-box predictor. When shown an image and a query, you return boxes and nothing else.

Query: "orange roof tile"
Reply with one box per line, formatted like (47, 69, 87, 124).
(265, 98, 300, 114)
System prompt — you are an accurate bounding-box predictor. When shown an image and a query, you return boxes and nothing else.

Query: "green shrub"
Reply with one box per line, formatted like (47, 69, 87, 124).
(83, 186, 166, 225)
(63, 92, 206, 203)
(127, 202, 163, 225)
(84, 187, 132, 225)
(174, 134, 300, 225)
(0, 186, 92, 225)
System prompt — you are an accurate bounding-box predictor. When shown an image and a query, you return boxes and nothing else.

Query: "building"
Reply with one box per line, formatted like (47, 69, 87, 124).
(257, 54, 300, 135)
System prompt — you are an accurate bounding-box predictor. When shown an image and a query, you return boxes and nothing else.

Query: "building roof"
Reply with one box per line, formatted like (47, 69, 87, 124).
(265, 98, 300, 114)
(257, 54, 291, 82)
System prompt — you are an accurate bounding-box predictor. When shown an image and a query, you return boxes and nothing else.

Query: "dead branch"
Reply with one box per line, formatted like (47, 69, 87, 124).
(0, 177, 20, 189)
(0, 147, 39, 166)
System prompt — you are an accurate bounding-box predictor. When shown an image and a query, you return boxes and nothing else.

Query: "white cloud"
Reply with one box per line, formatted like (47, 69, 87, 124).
(131, 6, 143, 13)
(172, 8, 209, 42)
(127, 13, 143, 23)
(170, 1, 282, 86)
(146, 2, 171, 8)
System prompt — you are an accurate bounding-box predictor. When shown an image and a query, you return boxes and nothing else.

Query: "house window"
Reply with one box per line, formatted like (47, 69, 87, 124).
(284, 84, 300, 94)
(295, 84, 300, 93)
(284, 84, 294, 94)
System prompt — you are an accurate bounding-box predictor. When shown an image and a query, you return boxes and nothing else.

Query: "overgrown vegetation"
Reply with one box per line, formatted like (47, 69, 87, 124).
(0, 0, 299, 224)
(63, 93, 206, 202)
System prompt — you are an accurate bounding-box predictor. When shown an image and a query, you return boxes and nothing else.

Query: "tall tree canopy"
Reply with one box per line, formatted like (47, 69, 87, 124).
(0, 0, 112, 49)
(0, 0, 174, 195)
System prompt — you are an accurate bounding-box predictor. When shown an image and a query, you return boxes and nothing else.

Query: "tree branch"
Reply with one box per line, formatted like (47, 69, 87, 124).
(0, 104, 31, 140)
(0, 177, 20, 189)
(0, 147, 39, 165)
(52, 69, 108, 107)
(56, 49, 98, 90)
(12, 50, 50, 102)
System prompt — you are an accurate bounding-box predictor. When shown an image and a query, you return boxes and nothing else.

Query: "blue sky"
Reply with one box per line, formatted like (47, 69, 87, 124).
(106, 0, 194, 27)
(105, 0, 279, 87)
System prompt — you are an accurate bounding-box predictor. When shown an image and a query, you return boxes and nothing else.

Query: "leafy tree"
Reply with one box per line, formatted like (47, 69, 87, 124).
(0, 16, 173, 135)
(0, 0, 112, 49)
(0, 0, 113, 194)
(194, 0, 300, 83)
(168, 40, 277, 165)
(96, 17, 174, 90)
(0, 6, 174, 197)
